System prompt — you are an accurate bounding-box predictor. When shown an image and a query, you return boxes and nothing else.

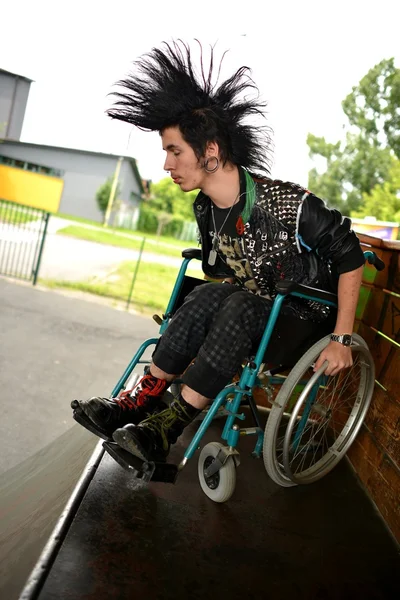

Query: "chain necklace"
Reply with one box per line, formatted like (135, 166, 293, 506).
(208, 193, 240, 266)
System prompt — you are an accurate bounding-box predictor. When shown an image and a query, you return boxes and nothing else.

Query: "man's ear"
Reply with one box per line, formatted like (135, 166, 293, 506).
(205, 140, 219, 158)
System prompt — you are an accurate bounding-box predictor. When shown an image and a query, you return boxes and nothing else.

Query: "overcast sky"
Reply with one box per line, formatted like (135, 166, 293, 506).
(2, 0, 399, 186)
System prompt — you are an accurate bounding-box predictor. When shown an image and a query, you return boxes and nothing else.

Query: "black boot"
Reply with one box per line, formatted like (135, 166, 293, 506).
(71, 373, 169, 441)
(112, 394, 201, 462)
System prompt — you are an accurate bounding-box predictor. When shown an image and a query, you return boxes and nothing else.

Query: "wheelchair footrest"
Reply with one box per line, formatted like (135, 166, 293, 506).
(73, 410, 112, 442)
(103, 442, 179, 484)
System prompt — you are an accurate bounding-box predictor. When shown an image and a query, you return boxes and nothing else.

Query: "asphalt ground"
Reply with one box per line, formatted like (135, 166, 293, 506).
(0, 276, 157, 474)
(2, 216, 200, 282)
(42, 217, 201, 280)
(39, 231, 196, 281)
(0, 276, 158, 598)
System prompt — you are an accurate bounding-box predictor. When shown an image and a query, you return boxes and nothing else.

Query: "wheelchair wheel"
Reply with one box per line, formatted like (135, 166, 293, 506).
(198, 442, 236, 503)
(263, 334, 375, 487)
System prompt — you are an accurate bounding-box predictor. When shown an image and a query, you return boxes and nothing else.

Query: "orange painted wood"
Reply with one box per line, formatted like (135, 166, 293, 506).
(362, 289, 400, 344)
(349, 235, 400, 542)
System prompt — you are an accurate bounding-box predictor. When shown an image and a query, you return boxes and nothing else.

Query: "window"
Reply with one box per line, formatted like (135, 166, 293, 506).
(130, 191, 141, 204)
(0, 155, 63, 177)
(0, 156, 14, 166)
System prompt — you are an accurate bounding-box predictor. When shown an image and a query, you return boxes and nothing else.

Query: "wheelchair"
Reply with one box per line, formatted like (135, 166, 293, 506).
(97, 248, 384, 503)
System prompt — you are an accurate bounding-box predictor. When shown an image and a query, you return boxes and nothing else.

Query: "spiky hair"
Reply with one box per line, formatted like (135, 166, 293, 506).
(107, 40, 273, 175)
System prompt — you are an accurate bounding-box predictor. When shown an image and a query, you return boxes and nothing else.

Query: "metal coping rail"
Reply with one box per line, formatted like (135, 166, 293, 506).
(18, 442, 105, 600)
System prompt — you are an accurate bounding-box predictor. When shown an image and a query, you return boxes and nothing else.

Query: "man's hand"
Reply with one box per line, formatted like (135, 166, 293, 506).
(313, 341, 353, 376)
(316, 265, 363, 377)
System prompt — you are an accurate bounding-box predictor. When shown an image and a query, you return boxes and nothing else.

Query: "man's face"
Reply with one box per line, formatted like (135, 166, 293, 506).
(161, 126, 204, 192)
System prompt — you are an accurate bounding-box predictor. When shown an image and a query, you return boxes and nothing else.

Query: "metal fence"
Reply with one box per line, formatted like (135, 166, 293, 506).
(0, 199, 50, 284)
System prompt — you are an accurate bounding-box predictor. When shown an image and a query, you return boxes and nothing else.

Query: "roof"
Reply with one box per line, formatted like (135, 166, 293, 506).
(0, 68, 34, 83)
(1, 139, 144, 193)
(2, 139, 133, 161)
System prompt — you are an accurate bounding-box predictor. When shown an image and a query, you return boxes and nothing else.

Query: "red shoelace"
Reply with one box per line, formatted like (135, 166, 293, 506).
(116, 374, 168, 410)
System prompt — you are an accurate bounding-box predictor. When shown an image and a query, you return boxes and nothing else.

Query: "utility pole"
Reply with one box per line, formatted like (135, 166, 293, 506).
(104, 156, 123, 227)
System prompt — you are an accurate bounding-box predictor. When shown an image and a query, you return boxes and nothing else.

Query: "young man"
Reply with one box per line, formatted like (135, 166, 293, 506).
(72, 41, 365, 463)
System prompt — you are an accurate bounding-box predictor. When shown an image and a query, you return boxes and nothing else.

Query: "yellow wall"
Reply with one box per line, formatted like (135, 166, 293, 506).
(0, 165, 64, 212)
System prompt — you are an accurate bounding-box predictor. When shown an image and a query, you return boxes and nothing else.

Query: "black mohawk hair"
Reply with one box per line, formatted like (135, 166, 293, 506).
(107, 40, 273, 175)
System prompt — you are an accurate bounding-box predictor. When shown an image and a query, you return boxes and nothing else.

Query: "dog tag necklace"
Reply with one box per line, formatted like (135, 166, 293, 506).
(208, 194, 239, 266)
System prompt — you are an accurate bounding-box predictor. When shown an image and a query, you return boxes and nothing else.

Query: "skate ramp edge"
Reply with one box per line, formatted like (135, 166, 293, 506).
(0, 425, 100, 600)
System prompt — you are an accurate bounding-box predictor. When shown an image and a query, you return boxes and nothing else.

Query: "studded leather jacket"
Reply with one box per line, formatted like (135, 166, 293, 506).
(193, 167, 365, 321)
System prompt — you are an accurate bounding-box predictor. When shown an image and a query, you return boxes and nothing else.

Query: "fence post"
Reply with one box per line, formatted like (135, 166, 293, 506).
(126, 237, 146, 310)
(32, 213, 50, 285)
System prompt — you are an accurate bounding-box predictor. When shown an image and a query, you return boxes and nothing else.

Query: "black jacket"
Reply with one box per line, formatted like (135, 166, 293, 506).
(193, 168, 364, 321)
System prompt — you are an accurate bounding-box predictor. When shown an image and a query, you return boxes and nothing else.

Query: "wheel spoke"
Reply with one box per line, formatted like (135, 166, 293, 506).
(267, 342, 374, 484)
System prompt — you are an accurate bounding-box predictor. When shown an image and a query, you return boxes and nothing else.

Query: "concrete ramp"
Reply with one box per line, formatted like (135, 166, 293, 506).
(0, 425, 98, 600)
(10, 419, 400, 600)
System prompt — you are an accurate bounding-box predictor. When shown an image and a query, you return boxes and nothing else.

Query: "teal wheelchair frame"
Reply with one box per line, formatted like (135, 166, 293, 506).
(103, 248, 383, 502)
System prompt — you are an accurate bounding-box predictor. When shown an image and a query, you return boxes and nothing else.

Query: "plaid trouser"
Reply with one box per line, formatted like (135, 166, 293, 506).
(152, 283, 274, 398)
(153, 281, 335, 398)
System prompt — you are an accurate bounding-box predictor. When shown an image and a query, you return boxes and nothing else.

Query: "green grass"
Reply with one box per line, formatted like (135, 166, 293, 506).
(127, 229, 197, 249)
(57, 225, 196, 258)
(55, 211, 198, 248)
(40, 260, 203, 315)
(1, 198, 39, 224)
(0, 212, 39, 225)
(44, 211, 202, 312)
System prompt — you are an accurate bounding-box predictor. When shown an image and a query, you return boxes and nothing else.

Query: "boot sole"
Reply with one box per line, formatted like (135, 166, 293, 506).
(72, 410, 113, 441)
(113, 428, 154, 462)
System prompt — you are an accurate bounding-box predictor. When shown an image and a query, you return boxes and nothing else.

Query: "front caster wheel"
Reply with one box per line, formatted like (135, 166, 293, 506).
(198, 442, 236, 503)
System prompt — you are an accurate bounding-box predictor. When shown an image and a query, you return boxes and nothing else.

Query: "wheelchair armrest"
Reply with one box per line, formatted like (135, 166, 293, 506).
(182, 248, 202, 260)
(364, 250, 385, 271)
(276, 279, 338, 304)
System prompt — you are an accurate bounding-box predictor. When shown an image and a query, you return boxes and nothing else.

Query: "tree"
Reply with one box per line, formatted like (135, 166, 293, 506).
(307, 135, 346, 211)
(352, 157, 400, 223)
(155, 211, 174, 238)
(142, 177, 199, 238)
(308, 58, 400, 214)
(342, 59, 400, 158)
(96, 176, 121, 215)
(150, 178, 198, 220)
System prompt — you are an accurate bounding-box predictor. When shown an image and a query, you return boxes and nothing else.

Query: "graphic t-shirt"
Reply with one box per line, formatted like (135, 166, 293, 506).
(209, 198, 269, 296)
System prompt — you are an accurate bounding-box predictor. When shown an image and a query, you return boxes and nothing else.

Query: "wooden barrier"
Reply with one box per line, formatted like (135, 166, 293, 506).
(351, 233, 400, 543)
(251, 233, 400, 542)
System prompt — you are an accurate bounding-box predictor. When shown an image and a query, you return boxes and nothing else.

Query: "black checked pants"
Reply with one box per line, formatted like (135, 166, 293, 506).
(152, 282, 333, 399)
(153, 283, 276, 398)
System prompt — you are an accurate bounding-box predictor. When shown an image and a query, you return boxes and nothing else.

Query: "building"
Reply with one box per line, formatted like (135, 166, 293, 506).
(0, 140, 145, 223)
(0, 67, 145, 224)
(0, 68, 32, 140)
